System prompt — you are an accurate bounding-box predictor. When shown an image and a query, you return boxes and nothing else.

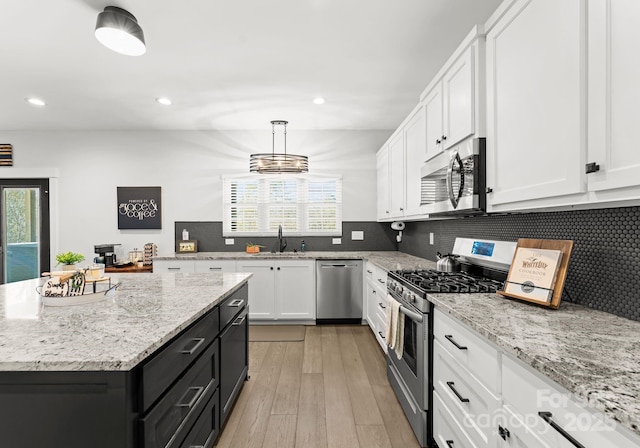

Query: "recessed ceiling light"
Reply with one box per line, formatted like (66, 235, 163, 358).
(156, 97, 172, 106)
(25, 97, 46, 106)
(313, 97, 326, 105)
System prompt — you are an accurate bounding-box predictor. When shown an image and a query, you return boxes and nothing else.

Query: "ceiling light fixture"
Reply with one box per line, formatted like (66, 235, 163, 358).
(95, 6, 146, 56)
(250, 120, 309, 174)
(25, 97, 46, 107)
(313, 97, 326, 105)
(156, 97, 172, 106)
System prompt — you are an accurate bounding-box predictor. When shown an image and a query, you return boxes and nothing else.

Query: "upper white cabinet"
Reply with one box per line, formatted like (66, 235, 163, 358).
(420, 27, 485, 162)
(403, 105, 427, 217)
(376, 145, 390, 220)
(485, 0, 585, 211)
(587, 0, 640, 194)
(388, 131, 406, 218)
(485, 0, 640, 212)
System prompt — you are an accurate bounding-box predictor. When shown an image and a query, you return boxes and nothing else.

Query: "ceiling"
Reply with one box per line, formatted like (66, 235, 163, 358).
(1, 0, 503, 132)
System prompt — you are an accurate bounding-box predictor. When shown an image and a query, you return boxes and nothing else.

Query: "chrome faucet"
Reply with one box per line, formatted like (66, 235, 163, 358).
(273, 224, 287, 253)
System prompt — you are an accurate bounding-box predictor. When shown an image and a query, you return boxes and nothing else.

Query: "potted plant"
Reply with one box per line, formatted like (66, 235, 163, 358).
(245, 243, 264, 254)
(56, 251, 85, 271)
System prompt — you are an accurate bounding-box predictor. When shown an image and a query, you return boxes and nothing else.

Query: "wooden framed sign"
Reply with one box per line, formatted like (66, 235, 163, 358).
(177, 240, 197, 253)
(497, 238, 574, 309)
(117, 187, 162, 229)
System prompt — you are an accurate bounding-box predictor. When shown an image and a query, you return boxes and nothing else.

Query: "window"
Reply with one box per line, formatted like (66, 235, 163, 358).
(223, 174, 342, 236)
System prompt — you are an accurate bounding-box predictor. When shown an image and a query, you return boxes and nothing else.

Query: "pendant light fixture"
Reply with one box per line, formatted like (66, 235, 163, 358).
(95, 6, 146, 56)
(250, 120, 309, 174)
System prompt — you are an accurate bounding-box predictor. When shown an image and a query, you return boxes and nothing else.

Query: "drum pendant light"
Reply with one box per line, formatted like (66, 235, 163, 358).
(250, 121, 309, 174)
(95, 6, 146, 56)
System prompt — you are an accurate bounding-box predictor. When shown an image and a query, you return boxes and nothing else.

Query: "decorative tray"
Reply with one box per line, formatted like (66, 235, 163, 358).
(38, 271, 121, 306)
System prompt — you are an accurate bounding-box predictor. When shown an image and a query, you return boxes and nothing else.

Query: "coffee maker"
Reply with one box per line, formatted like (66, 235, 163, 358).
(94, 244, 120, 267)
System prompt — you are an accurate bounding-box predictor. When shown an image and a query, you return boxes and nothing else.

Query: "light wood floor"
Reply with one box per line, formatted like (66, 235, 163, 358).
(215, 325, 421, 448)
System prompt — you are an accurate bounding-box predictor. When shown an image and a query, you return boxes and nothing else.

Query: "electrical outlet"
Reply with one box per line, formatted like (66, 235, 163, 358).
(351, 231, 364, 241)
(429, 233, 434, 245)
(225, 239, 235, 245)
(332, 238, 342, 245)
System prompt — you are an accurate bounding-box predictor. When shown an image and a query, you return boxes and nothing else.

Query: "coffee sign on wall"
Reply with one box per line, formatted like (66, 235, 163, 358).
(117, 186, 162, 229)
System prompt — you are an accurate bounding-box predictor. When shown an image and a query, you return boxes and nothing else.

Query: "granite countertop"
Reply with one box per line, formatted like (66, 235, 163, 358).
(154, 250, 434, 272)
(0, 272, 251, 372)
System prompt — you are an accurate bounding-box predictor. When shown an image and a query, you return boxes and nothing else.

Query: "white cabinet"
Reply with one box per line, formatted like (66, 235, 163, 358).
(364, 261, 388, 352)
(237, 259, 315, 321)
(152, 259, 194, 273)
(587, 0, 640, 194)
(420, 28, 484, 162)
(388, 131, 406, 219)
(403, 105, 427, 217)
(485, 0, 585, 211)
(376, 145, 390, 220)
(194, 259, 236, 273)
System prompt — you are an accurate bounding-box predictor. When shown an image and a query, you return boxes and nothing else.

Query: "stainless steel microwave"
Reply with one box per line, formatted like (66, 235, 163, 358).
(420, 137, 486, 216)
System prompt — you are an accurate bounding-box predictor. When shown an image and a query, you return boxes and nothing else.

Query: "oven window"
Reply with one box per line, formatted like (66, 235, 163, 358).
(402, 314, 418, 376)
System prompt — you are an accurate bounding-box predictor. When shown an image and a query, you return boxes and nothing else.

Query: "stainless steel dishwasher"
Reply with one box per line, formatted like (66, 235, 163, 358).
(316, 260, 363, 324)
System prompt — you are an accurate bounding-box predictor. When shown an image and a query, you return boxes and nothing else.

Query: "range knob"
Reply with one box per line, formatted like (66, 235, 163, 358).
(395, 284, 404, 295)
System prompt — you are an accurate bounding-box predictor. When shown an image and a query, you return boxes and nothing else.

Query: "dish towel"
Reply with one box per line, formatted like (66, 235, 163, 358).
(385, 295, 399, 348)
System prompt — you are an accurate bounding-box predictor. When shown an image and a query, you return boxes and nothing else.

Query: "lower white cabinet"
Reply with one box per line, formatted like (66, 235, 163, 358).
(364, 261, 388, 352)
(236, 259, 315, 322)
(433, 308, 640, 448)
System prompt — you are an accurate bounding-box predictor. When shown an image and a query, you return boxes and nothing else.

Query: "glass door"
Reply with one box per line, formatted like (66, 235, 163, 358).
(0, 179, 50, 284)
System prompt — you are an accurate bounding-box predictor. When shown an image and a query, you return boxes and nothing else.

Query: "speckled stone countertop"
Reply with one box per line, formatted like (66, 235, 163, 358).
(0, 272, 251, 372)
(154, 250, 434, 272)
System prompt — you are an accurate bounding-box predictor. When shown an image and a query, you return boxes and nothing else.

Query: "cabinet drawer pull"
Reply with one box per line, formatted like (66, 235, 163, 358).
(444, 334, 467, 350)
(367, 270, 373, 274)
(377, 278, 385, 284)
(180, 337, 206, 355)
(228, 298, 245, 308)
(446, 381, 470, 403)
(538, 412, 586, 448)
(168, 267, 181, 271)
(177, 386, 204, 409)
(378, 302, 386, 309)
(446, 441, 454, 448)
(498, 425, 510, 441)
(372, 290, 377, 294)
(232, 315, 246, 326)
(378, 331, 386, 340)
(190, 446, 205, 448)
(208, 267, 222, 270)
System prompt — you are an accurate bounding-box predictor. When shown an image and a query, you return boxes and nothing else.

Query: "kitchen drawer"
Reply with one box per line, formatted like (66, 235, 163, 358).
(153, 259, 195, 273)
(140, 308, 219, 411)
(179, 388, 219, 448)
(434, 308, 499, 394)
(375, 291, 388, 324)
(219, 284, 248, 330)
(502, 355, 636, 448)
(433, 339, 500, 448)
(194, 260, 236, 273)
(433, 391, 481, 448)
(366, 261, 388, 289)
(140, 341, 218, 448)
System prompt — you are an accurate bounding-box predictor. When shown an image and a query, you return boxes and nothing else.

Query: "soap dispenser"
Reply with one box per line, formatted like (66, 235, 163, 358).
(301, 240, 306, 252)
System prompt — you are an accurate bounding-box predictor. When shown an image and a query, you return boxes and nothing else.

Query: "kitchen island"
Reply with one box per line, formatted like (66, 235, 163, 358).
(0, 272, 251, 448)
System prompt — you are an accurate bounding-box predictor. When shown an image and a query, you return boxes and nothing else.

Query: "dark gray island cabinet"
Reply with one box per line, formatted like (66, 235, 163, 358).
(0, 273, 250, 448)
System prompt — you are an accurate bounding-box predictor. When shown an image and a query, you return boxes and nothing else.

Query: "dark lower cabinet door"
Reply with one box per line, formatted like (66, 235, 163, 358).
(180, 388, 219, 448)
(219, 307, 249, 426)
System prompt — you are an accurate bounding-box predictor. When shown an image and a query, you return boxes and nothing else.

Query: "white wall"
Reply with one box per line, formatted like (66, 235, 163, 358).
(1, 130, 388, 264)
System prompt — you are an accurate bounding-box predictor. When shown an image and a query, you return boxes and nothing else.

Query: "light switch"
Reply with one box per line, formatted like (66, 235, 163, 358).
(225, 239, 235, 245)
(429, 233, 434, 245)
(332, 238, 342, 245)
(351, 231, 364, 241)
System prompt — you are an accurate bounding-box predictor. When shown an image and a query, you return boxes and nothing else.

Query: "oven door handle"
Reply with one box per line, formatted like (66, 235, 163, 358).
(399, 305, 423, 323)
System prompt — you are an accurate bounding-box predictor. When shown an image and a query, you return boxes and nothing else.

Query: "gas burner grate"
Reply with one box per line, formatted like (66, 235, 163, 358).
(391, 269, 503, 294)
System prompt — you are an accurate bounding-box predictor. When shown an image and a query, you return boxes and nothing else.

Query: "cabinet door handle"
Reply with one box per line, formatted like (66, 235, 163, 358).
(442, 135, 447, 140)
(277, 266, 281, 270)
(446, 381, 470, 403)
(446, 441, 454, 448)
(228, 298, 245, 308)
(585, 162, 600, 174)
(378, 302, 386, 309)
(378, 331, 386, 340)
(498, 425, 510, 441)
(270, 266, 274, 270)
(538, 412, 586, 448)
(232, 315, 246, 326)
(444, 334, 467, 350)
(177, 386, 205, 409)
(180, 337, 206, 355)
(436, 139, 441, 145)
(372, 290, 377, 294)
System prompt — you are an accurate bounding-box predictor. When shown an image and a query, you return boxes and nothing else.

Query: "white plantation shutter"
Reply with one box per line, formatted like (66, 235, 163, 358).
(223, 174, 342, 236)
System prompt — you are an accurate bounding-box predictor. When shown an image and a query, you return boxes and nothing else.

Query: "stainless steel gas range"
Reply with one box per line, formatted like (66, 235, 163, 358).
(386, 238, 516, 448)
